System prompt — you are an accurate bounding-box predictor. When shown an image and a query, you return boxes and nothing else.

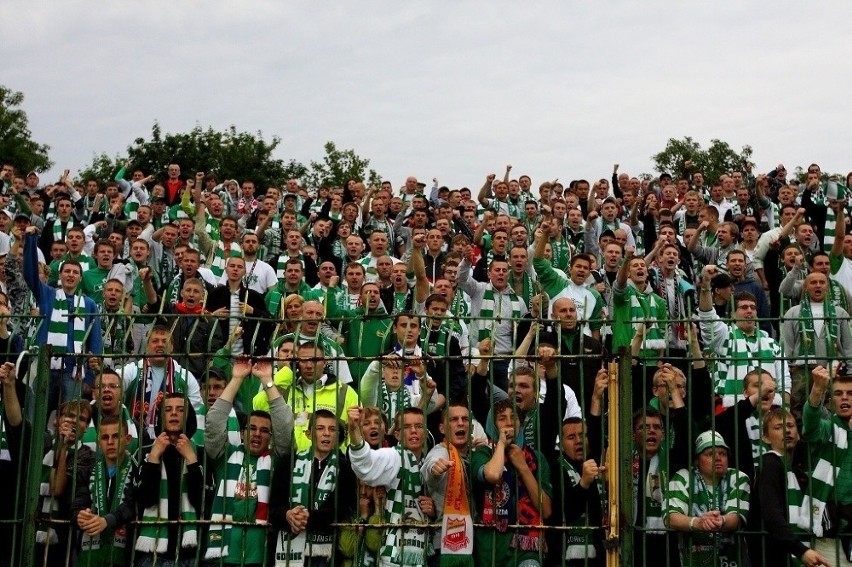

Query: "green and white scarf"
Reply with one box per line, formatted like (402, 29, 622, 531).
(508, 270, 536, 311)
(798, 297, 838, 361)
(79, 454, 135, 565)
(380, 447, 428, 566)
(715, 326, 781, 406)
(821, 182, 846, 248)
(633, 452, 665, 534)
(36, 446, 79, 545)
(802, 415, 848, 537)
(282, 449, 340, 560)
(665, 468, 750, 566)
(558, 457, 601, 561)
(478, 286, 522, 342)
(135, 453, 199, 553)
(260, 214, 281, 261)
(208, 241, 242, 279)
(449, 289, 470, 321)
(550, 238, 571, 271)
(47, 290, 87, 371)
(380, 381, 412, 426)
(192, 404, 242, 449)
(52, 218, 75, 242)
(626, 283, 667, 351)
(420, 324, 451, 358)
(206, 447, 273, 559)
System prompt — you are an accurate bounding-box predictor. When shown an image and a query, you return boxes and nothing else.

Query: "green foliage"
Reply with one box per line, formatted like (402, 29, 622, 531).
(304, 141, 382, 190)
(0, 85, 52, 174)
(791, 165, 847, 184)
(79, 126, 381, 193)
(79, 122, 292, 191)
(651, 136, 753, 186)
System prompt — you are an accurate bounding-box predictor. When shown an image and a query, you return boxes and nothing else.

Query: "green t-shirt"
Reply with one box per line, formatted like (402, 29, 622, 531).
(81, 266, 111, 304)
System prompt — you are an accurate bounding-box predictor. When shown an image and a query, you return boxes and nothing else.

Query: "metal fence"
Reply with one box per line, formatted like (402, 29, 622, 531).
(1, 310, 849, 567)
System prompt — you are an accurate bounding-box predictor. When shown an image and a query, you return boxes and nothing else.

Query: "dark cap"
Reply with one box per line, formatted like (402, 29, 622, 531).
(14, 213, 31, 223)
(602, 196, 618, 206)
(206, 367, 226, 382)
(283, 192, 298, 200)
(599, 229, 616, 240)
(711, 272, 734, 290)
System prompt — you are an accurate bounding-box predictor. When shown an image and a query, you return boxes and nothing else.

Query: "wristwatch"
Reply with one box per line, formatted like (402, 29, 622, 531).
(264, 381, 275, 390)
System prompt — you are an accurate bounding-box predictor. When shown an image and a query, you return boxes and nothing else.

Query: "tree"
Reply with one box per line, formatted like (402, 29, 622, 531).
(79, 122, 295, 191)
(304, 141, 382, 190)
(651, 136, 753, 186)
(0, 85, 52, 174)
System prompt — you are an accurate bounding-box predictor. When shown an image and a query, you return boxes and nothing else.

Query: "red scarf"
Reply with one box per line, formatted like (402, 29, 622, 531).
(174, 302, 203, 315)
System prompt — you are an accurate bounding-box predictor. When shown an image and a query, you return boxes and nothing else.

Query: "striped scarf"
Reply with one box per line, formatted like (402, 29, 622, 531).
(205, 447, 273, 559)
(449, 289, 470, 321)
(286, 449, 339, 558)
(508, 270, 536, 310)
(380, 380, 412, 426)
(550, 238, 571, 271)
(632, 452, 665, 533)
(802, 414, 849, 537)
(79, 455, 135, 565)
(192, 404, 242, 448)
(380, 447, 428, 566)
(0, 403, 8, 462)
(47, 290, 87, 371)
(52, 218, 74, 242)
(822, 181, 848, 249)
(260, 214, 281, 261)
(626, 282, 667, 351)
(478, 285, 522, 342)
(798, 297, 838, 360)
(36, 446, 75, 545)
(420, 324, 452, 358)
(135, 452, 198, 553)
(208, 241, 242, 279)
(558, 457, 603, 561)
(715, 326, 781, 404)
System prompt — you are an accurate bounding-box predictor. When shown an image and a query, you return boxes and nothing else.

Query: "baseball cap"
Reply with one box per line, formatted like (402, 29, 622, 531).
(694, 430, 730, 455)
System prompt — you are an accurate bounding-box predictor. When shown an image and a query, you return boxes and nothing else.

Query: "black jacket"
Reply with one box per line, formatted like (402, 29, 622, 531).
(205, 284, 274, 356)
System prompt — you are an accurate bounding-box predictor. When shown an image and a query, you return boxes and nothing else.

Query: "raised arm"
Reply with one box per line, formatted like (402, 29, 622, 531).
(477, 173, 496, 208)
(409, 234, 431, 303)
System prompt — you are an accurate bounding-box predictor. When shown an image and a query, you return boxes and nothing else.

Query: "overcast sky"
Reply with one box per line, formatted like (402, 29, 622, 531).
(3, 1, 851, 189)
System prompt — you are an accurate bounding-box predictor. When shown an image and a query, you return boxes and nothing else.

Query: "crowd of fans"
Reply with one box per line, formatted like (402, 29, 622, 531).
(0, 159, 851, 566)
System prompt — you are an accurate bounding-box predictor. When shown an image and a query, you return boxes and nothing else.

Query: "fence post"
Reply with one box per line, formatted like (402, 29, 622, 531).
(21, 347, 51, 567)
(618, 353, 634, 565)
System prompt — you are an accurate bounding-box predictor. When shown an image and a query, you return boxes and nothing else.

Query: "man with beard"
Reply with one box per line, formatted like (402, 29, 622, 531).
(782, 271, 852, 416)
(348, 406, 436, 567)
(269, 409, 357, 566)
(240, 231, 277, 294)
(120, 325, 203, 447)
